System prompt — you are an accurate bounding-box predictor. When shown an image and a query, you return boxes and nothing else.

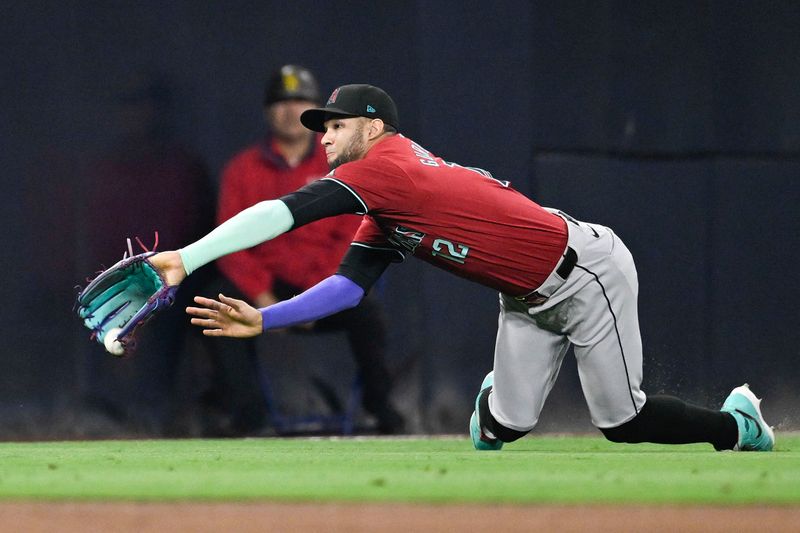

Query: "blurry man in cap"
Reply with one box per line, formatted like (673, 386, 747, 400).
(205, 65, 404, 436)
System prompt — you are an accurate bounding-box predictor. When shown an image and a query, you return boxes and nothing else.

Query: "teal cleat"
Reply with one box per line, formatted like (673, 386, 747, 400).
(470, 371, 503, 451)
(720, 384, 775, 451)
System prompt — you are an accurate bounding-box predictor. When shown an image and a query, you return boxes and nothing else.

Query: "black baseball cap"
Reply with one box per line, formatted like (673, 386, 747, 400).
(264, 65, 321, 105)
(300, 84, 399, 132)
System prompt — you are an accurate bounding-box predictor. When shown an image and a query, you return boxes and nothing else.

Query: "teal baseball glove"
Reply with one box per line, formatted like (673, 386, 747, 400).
(77, 252, 178, 356)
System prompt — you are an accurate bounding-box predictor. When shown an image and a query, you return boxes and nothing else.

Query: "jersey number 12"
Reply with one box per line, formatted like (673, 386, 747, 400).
(431, 239, 469, 264)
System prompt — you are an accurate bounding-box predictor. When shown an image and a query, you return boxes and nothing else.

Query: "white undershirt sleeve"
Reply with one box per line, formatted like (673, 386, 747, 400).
(178, 200, 294, 275)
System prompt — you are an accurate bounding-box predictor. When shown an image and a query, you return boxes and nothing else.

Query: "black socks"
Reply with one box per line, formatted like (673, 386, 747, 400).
(600, 395, 738, 450)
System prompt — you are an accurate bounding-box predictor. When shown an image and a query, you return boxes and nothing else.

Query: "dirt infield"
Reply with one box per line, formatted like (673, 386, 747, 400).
(2, 502, 799, 532)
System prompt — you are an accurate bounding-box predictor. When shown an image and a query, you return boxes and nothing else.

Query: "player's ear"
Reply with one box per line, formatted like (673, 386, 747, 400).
(367, 118, 385, 140)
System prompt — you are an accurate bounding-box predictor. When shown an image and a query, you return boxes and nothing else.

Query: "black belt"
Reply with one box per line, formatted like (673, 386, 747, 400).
(556, 246, 578, 279)
(515, 246, 577, 307)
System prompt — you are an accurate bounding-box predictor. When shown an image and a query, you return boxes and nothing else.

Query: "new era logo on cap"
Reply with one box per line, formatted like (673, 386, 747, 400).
(367, 105, 376, 113)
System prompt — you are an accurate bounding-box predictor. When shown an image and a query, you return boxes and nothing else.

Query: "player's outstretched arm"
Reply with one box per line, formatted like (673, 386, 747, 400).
(186, 274, 366, 339)
(187, 294, 263, 338)
(178, 199, 294, 275)
(77, 200, 294, 353)
(142, 200, 296, 288)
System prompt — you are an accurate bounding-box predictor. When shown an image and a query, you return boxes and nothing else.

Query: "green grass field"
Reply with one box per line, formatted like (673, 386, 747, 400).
(0, 434, 798, 505)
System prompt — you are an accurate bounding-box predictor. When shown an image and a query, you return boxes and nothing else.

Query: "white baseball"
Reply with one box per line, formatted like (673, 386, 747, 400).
(103, 327, 125, 356)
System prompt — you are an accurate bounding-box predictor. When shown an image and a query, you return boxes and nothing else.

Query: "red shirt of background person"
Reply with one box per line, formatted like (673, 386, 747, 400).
(215, 69, 361, 308)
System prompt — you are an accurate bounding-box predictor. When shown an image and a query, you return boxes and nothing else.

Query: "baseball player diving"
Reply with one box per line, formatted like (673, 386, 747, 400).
(79, 83, 774, 452)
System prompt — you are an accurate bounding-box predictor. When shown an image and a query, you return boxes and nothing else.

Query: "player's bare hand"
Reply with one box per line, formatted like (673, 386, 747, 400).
(148, 251, 187, 287)
(186, 293, 263, 338)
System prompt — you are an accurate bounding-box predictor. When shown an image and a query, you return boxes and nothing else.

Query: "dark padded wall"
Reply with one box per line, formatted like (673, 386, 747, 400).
(2, 1, 797, 435)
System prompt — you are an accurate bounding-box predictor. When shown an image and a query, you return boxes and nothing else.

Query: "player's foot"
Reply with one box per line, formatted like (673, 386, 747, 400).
(720, 384, 775, 451)
(470, 371, 503, 451)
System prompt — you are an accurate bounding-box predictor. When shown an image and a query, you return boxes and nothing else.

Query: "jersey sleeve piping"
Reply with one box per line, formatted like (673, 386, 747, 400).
(322, 177, 368, 214)
(350, 242, 406, 263)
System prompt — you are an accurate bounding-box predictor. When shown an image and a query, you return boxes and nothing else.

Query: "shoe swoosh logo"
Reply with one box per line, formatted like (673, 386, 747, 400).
(735, 408, 763, 439)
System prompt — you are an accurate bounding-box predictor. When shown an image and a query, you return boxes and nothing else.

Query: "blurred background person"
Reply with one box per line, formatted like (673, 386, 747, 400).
(78, 70, 215, 436)
(200, 65, 404, 436)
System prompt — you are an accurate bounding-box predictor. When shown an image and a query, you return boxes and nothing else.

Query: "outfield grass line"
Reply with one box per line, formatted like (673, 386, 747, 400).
(0, 434, 797, 504)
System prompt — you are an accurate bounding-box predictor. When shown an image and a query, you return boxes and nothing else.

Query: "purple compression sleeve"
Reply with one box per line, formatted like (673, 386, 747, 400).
(260, 274, 365, 331)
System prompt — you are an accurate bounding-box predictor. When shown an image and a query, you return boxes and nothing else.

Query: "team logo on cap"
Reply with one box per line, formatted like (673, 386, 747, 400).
(327, 88, 340, 104)
(282, 73, 299, 92)
(366, 105, 376, 113)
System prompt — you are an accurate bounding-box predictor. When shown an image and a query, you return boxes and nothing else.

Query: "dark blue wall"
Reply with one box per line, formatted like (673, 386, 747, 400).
(2, 1, 798, 436)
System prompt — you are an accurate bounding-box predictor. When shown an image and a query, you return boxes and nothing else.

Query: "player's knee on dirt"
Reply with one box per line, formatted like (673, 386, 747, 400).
(478, 387, 529, 442)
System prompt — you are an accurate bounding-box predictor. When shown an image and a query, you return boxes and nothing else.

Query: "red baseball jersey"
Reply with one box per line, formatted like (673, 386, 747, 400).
(326, 135, 568, 296)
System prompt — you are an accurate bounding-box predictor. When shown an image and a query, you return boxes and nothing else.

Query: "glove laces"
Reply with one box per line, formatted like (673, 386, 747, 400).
(122, 231, 160, 260)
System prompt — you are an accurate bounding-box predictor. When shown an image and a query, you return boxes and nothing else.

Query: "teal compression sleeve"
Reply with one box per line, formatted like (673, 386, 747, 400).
(178, 200, 294, 275)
